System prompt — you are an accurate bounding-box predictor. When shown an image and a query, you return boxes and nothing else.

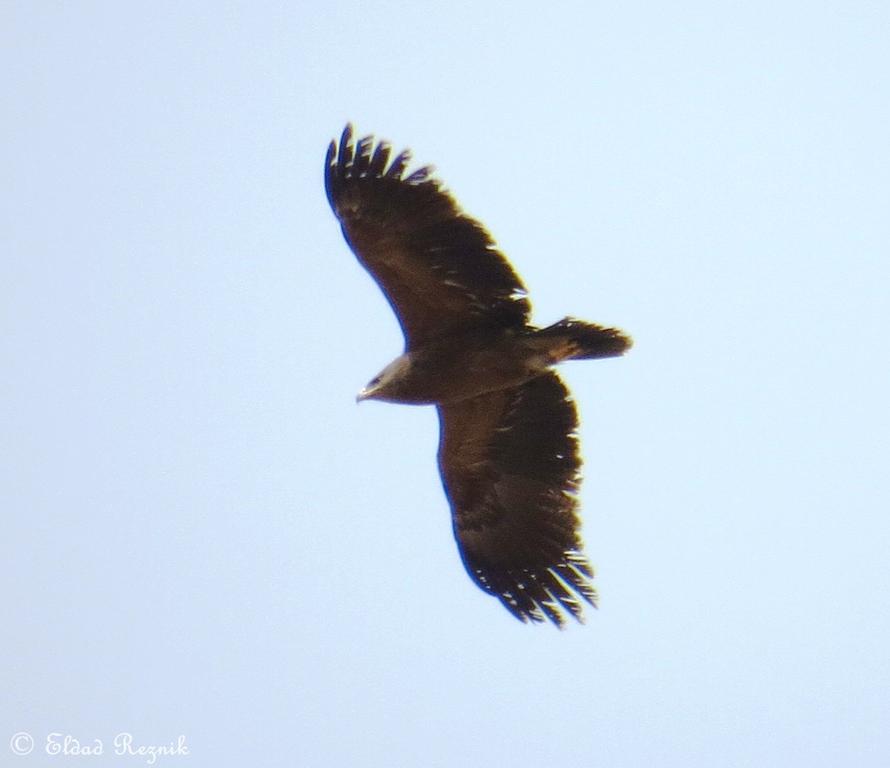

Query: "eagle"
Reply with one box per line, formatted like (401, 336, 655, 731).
(325, 125, 631, 626)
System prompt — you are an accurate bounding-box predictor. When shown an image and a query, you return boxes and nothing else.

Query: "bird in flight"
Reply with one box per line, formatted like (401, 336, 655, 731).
(325, 125, 631, 626)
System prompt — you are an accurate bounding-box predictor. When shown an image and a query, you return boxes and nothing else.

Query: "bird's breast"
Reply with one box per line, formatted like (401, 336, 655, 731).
(395, 330, 546, 405)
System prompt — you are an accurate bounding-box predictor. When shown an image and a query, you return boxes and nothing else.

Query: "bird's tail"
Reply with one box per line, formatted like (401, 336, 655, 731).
(535, 317, 633, 362)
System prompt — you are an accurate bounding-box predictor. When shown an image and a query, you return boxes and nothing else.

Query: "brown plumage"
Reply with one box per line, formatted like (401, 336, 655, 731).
(325, 125, 631, 626)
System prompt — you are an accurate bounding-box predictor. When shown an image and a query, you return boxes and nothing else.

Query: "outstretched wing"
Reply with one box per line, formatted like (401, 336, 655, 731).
(325, 124, 530, 349)
(437, 373, 597, 626)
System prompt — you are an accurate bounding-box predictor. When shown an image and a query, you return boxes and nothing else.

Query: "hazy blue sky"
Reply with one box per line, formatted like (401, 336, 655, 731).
(3, 2, 889, 766)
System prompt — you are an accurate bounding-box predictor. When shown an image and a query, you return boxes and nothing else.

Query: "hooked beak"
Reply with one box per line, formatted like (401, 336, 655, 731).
(357, 374, 385, 403)
(356, 383, 378, 403)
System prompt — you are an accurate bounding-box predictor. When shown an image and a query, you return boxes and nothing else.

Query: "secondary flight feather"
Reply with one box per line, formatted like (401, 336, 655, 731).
(325, 124, 631, 626)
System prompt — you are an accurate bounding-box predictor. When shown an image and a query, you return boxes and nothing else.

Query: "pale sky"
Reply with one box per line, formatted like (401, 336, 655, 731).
(3, 2, 889, 766)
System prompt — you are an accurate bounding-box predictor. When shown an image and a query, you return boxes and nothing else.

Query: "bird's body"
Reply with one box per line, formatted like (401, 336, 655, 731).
(358, 320, 628, 405)
(325, 125, 631, 626)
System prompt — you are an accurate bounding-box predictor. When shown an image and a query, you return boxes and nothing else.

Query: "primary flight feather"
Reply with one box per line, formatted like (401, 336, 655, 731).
(325, 124, 631, 626)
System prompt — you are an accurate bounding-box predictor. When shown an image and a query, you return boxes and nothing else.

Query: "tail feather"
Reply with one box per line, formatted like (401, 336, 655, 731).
(536, 317, 633, 362)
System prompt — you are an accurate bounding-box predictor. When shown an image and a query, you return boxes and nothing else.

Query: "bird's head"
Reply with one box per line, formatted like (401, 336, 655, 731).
(356, 354, 411, 403)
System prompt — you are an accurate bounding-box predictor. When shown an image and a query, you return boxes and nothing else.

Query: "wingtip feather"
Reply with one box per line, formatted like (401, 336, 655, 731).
(326, 124, 442, 216)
